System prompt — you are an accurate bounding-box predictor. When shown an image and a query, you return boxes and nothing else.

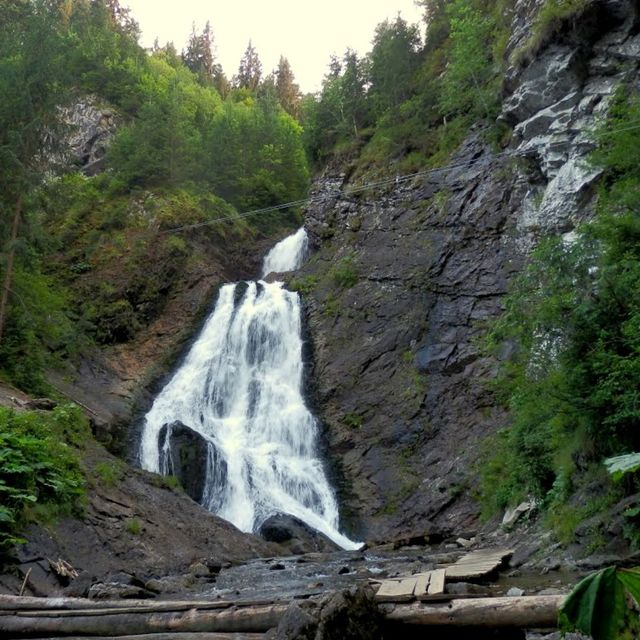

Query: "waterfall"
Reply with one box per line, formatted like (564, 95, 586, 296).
(140, 228, 359, 550)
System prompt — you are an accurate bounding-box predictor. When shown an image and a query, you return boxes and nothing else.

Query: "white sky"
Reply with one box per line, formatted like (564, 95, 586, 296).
(123, 0, 425, 93)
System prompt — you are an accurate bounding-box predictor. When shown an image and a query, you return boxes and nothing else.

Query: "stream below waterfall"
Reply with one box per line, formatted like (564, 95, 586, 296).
(140, 228, 359, 550)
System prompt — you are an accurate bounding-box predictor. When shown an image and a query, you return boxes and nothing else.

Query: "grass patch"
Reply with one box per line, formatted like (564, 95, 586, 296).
(514, 0, 589, 65)
(329, 255, 359, 289)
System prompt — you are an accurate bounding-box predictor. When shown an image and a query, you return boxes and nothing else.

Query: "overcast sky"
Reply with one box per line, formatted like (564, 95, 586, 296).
(122, 0, 425, 93)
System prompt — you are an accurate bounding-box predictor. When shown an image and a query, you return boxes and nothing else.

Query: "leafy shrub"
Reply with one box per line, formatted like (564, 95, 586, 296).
(560, 566, 640, 639)
(0, 405, 88, 556)
(125, 518, 142, 535)
(94, 461, 125, 488)
(330, 255, 359, 289)
(479, 88, 640, 519)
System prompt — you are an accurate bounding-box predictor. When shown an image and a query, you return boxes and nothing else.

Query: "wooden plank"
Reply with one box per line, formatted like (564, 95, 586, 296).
(444, 549, 513, 580)
(413, 573, 431, 597)
(383, 595, 564, 629)
(427, 569, 446, 596)
(375, 578, 418, 602)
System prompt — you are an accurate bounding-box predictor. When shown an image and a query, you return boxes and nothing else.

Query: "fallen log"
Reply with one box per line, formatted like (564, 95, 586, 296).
(383, 595, 564, 628)
(0, 595, 232, 612)
(28, 635, 263, 640)
(0, 603, 289, 636)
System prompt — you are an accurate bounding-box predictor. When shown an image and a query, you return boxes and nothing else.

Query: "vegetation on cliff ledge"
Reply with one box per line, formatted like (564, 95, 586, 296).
(481, 87, 640, 544)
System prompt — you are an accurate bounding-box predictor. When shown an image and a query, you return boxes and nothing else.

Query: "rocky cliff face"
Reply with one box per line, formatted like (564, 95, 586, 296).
(298, 0, 640, 541)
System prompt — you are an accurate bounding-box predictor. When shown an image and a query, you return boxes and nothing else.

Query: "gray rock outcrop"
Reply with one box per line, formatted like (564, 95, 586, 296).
(158, 421, 211, 503)
(297, 0, 640, 541)
(61, 96, 120, 174)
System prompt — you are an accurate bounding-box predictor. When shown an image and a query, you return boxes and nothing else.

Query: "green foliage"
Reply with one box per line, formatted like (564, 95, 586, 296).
(0, 405, 88, 556)
(289, 275, 319, 296)
(94, 460, 125, 488)
(342, 413, 364, 429)
(329, 255, 359, 289)
(479, 88, 640, 520)
(368, 16, 421, 119)
(0, 264, 80, 394)
(560, 566, 640, 640)
(125, 518, 142, 535)
(517, 0, 589, 64)
(439, 0, 499, 119)
(606, 453, 640, 482)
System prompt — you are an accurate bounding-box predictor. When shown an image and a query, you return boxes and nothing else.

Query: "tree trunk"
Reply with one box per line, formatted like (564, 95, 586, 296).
(383, 595, 564, 628)
(0, 194, 22, 344)
(0, 602, 289, 636)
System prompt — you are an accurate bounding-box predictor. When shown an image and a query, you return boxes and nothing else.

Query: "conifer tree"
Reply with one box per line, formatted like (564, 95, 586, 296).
(182, 21, 216, 85)
(276, 56, 301, 118)
(234, 40, 262, 92)
(368, 15, 421, 117)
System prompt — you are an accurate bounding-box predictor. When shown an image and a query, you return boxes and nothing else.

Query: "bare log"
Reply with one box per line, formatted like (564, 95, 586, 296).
(28, 635, 264, 640)
(0, 595, 233, 612)
(0, 603, 289, 636)
(384, 595, 564, 628)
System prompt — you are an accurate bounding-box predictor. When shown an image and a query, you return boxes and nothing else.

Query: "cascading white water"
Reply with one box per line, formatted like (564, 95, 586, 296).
(140, 228, 359, 550)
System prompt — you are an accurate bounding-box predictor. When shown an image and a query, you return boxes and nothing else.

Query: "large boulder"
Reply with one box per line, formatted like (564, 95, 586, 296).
(258, 514, 340, 554)
(158, 421, 210, 503)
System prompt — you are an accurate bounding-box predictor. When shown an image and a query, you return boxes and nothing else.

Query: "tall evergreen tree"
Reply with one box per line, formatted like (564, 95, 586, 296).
(276, 56, 301, 119)
(234, 40, 262, 92)
(340, 49, 369, 137)
(182, 21, 215, 85)
(368, 16, 421, 117)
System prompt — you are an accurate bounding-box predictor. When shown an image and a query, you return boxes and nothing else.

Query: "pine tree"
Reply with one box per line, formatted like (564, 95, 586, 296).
(276, 56, 301, 118)
(182, 21, 216, 85)
(368, 15, 421, 117)
(234, 40, 262, 92)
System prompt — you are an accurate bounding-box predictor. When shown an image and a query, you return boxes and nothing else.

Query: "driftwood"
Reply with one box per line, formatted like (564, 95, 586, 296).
(0, 603, 289, 636)
(384, 595, 564, 628)
(0, 594, 233, 612)
(0, 593, 566, 636)
(27, 635, 263, 640)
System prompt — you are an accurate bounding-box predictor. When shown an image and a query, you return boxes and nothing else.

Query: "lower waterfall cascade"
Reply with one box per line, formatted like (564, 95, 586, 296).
(140, 228, 359, 550)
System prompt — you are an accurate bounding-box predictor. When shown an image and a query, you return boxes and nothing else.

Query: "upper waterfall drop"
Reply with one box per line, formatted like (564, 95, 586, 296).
(140, 227, 360, 551)
(261, 226, 309, 277)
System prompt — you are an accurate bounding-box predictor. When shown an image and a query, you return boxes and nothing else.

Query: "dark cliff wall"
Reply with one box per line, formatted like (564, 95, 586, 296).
(297, 0, 640, 541)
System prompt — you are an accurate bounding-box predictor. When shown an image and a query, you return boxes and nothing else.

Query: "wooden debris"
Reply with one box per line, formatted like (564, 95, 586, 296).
(26, 635, 263, 640)
(0, 595, 232, 613)
(412, 573, 431, 597)
(427, 569, 446, 596)
(48, 558, 78, 581)
(443, 549, 513, 581)
(0, 602, 289, 636)
(375, 577, 417, 602)
(385, 595, 564, 628)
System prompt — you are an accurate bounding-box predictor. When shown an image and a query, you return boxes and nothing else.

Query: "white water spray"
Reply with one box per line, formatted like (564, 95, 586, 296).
(140, 228, 359, 550)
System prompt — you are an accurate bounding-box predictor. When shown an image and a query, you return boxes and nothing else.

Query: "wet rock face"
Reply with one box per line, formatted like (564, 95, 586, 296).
(259, 514, 340, 554)
(158, 421, 211, 503)
(299, 0, 640, 541)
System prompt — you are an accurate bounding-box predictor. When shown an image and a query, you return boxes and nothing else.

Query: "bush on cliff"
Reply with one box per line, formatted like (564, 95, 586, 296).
(480, 88, 640, 530)
(0, 405, 88, 558)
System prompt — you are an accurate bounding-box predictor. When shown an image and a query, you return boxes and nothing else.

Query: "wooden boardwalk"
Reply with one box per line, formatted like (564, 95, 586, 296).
(374, 548, 513, 603)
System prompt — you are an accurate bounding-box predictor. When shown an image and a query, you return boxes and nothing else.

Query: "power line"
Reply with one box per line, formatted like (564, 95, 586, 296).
(158, 121, 640, 235)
